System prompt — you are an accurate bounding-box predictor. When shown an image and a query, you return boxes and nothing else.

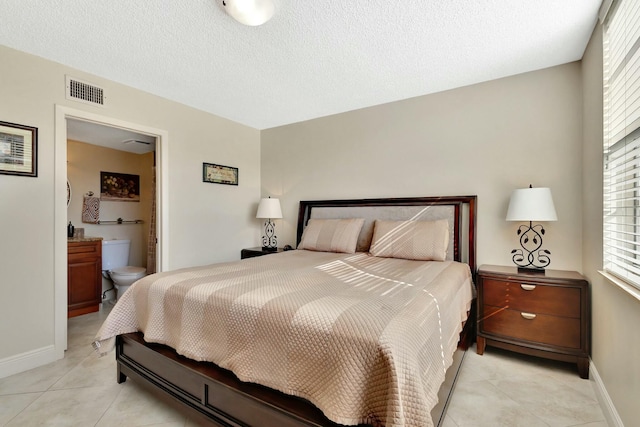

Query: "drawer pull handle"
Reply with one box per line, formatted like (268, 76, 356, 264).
(521, 312, 537, 320)
(520, 284, 536, 291)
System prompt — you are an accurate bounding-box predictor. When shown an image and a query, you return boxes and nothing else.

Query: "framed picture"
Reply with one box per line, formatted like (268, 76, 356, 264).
(203, 162, 238, 186)
(100, 171, 140, 202)
(0, 121, 38, 177)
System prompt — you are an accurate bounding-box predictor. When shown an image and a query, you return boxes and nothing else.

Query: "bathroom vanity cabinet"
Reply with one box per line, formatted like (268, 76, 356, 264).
(68, 238, 102, 318)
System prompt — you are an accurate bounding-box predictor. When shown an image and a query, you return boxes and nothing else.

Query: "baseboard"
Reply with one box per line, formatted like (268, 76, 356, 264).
(0, 345, 60, 379)
(590, 360, 624, 427)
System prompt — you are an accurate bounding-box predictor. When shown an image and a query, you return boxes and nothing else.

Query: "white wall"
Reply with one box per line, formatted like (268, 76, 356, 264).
(0, 45, 261, 374)
(582, 23, 640, 427)
(261, 63, 584, 271)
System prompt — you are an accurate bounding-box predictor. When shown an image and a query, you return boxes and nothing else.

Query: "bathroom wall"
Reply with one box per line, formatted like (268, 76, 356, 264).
(67, 139, 154, 299)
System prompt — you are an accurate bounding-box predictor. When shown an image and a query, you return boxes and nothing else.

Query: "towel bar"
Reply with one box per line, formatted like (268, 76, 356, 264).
(97, 218, 143, 225)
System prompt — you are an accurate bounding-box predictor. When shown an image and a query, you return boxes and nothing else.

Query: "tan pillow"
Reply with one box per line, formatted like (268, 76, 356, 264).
(369, 219, 449, 261)
(298, 218, 365, 253)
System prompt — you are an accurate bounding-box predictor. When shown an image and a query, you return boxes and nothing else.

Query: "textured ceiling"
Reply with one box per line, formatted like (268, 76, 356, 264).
(0, 1, 601, 130)
(67, 119, 156, 154)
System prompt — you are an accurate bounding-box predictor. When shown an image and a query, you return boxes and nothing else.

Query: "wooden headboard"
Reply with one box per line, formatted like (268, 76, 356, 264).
(297, 196, 477, 273)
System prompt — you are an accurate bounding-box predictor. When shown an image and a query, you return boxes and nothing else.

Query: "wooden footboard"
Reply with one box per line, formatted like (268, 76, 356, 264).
(116, 332, 369, 427)
(115, 306, 475, 427)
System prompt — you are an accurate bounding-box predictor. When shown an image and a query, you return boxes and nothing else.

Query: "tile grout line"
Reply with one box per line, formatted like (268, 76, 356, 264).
(0, 391, 44, 427)
(93, 383, 126, 427)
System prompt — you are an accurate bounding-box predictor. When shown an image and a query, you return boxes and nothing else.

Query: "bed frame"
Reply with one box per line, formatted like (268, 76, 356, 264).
(115, 195, 477, 427)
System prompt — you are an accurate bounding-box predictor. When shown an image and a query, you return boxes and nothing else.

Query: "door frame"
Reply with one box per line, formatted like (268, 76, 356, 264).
(54, 105, 169, 353)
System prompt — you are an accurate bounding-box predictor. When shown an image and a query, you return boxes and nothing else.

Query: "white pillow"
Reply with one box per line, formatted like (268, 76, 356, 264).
(298, 218, 365, 254)
(369, 219, 449, 261)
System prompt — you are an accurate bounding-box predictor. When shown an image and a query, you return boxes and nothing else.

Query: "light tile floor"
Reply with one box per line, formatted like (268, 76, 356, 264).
(0, 304, 608, 427)
(443, 345, 608, 427)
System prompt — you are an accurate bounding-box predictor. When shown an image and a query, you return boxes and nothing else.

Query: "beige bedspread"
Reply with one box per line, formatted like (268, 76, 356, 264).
(94, 250, 474, 427)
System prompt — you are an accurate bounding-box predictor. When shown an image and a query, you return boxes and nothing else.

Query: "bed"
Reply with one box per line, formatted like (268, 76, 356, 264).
(94, 195, 477, 427)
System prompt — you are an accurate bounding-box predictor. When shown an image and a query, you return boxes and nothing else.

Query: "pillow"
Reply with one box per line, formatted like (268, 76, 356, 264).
(369, 219, 449, 261)
(298, 218, 365, 253)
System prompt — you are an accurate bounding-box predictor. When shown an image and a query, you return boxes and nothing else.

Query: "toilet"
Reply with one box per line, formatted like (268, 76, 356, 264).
(102, 239, 146, 300)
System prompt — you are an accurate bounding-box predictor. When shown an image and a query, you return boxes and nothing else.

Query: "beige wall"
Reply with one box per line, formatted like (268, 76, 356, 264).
(582, 23, 640, 426)
(0, 45, 261, 370)
(262, 63, 584, 271)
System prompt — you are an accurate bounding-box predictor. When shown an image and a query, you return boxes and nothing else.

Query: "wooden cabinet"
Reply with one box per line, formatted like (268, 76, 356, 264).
(68, 239, 102, 318)
(241, 247, 284, 259)
(476, 265, 590, 378)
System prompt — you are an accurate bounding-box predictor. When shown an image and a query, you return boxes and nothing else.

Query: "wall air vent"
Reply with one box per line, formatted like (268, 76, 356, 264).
(65, 76, 105, 106)
(122, 138, 156, 154)
(123, 139, 151, 146)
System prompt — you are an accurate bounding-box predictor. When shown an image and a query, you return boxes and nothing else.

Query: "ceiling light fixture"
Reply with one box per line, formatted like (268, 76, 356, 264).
(222, 0, 274, 26)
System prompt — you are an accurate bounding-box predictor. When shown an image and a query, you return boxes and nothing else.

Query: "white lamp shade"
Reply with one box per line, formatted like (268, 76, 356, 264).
(223, 0, 274, 26)
(256, 197, 282, 219)
(506, 187, 558, 222)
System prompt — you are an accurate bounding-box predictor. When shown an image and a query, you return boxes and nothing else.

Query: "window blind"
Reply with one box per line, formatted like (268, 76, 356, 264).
(603, 0, 640, 289)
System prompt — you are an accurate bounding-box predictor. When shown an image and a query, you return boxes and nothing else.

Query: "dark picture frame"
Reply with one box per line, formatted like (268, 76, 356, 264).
(0, 121, 38, 177)
(100, 171, 141, 202)
(203, 162, 238, 186)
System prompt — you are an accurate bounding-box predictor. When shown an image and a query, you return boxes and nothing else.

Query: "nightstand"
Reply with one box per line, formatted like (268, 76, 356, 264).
(476, 265, 590, 378)
(241, 247, 285, 259)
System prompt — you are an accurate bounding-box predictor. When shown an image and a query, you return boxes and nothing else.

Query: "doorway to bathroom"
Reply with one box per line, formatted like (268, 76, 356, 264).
(66, 119, 157, 304)
(54, 105, 169, 353)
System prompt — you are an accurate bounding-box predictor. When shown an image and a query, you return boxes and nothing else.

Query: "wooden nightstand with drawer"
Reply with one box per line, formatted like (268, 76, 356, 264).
(241, 247, 285, 259)
(476, 265, 590, 378)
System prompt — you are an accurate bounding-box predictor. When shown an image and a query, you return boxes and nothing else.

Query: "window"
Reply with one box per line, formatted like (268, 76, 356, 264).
(603, 0, 640, 289)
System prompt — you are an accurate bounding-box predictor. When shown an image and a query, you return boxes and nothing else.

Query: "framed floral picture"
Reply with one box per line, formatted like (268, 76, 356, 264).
(100, 171, 140, 202)
(0, 121, 38, 177)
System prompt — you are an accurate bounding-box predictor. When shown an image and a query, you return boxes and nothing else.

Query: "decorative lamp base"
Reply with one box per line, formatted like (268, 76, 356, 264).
(511, 221, 552, 270)
(261, 218, 278, 251)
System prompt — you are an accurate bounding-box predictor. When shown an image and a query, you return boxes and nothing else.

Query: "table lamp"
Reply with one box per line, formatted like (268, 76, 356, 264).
(256, 196, 282, 251)
(506, 185, 557, 273)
